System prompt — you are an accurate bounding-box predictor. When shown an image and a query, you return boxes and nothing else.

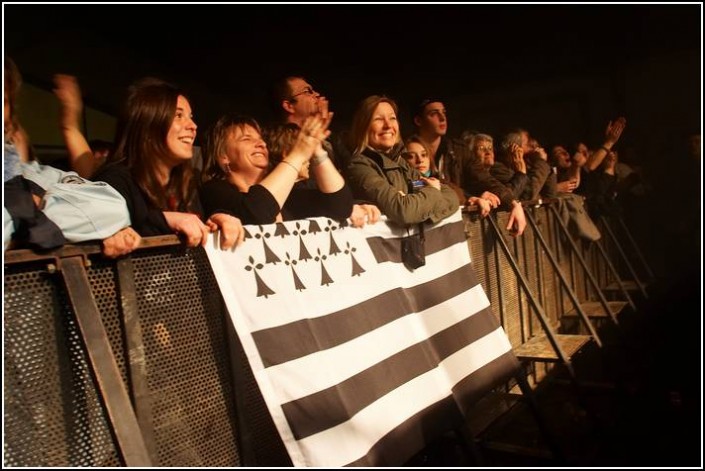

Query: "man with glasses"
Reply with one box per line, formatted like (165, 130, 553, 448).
(269, 76, 379, 224)
(270, 76, 348, 171)
(413, 98, 526, 236)
(272, 77, 323, 128)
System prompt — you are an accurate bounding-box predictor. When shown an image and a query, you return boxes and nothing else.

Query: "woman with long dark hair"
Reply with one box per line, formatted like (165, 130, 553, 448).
(94, 78, 244, 249)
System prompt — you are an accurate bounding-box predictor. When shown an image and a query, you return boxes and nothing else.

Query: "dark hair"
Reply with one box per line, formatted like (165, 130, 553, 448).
(414, 97, 445, 119)
(269, 75, 300, 121)
(88, 139, 113, 153)
(112, 77, 197, 211)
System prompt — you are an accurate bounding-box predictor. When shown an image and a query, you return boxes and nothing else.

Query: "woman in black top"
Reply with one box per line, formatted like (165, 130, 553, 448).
(199, 113, 353, 225)
(95, 78, 244, 249)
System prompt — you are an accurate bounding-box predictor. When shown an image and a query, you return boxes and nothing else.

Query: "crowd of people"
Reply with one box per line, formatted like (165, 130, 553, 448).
(5, 55, 653, 257)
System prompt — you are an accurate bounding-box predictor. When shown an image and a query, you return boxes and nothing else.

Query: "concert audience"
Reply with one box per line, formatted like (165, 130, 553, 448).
(412, 98, 525, 235)
(199, 111, 356, 225)
(4, 56, 140, 257)
(344, 95, 459, 226)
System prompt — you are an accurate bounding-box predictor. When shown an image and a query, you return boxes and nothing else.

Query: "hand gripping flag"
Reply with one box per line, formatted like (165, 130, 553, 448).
(205, 209, 520, 467)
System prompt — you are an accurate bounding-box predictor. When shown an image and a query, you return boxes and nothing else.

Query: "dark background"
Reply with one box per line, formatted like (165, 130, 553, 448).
(5, 4, 700, 132)
(4, 3, 702, 278)
(3, 5, 701, 459)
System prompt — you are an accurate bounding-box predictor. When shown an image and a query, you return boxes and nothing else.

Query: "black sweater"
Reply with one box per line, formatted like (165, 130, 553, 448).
(199, 179, 354, 225)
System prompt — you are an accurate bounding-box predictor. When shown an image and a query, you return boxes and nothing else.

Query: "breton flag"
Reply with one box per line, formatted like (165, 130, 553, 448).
(205, 209, 520, 467)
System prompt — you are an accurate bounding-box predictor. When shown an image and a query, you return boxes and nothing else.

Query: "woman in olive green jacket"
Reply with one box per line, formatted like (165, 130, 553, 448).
(344, 95, 459, 225)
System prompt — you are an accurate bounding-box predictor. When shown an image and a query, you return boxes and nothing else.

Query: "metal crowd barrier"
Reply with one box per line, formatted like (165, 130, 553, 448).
(3, 202, 643, 466)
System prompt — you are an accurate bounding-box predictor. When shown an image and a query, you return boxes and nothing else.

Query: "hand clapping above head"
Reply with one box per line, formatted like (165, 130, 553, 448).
(292, 111, 333, 159)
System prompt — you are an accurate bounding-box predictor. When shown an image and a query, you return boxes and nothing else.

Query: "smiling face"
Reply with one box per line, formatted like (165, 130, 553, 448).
(222, 124, 269, 180)
(367, 101, 399, 152)
(165, 95, 197, 162)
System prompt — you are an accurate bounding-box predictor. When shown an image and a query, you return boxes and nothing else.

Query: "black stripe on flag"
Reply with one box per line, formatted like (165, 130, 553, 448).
(452, 349, 520, 413)
(346, 395, 463, 466)
(344, 350, 519, 467)
(205, 212, 522, 467)
(252, 262, 479, 367)
(280, 306, 502, 440)
(366, 219, 467, 264)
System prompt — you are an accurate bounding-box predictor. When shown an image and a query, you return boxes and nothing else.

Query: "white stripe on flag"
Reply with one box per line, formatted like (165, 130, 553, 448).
(205, 209, 518, 467)
(207, 218, 470, 332)
(296, 327, 512, 467)
(260, 283, 490, 402)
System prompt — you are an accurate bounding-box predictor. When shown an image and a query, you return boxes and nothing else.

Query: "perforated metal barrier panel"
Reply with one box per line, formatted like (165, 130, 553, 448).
(4, 205, 631, 467)
(4, 260, 122, 467)
(128, 245, 242, 466)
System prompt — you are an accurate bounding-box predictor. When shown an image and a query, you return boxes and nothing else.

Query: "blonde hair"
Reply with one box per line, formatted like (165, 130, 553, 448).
(202, 114, 262, 181)
(348, 95, 401, 155)
(404, 134, 437, 174)
(264, 123, 300, 165)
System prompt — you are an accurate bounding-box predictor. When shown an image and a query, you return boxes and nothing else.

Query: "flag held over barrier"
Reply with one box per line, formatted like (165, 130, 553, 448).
(205, 209, 520, 467)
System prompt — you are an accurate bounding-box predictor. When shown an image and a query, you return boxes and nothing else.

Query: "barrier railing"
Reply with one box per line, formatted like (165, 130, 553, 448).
(3, 202, 645, 466)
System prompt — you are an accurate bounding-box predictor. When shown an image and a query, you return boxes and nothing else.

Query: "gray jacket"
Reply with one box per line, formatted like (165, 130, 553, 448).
(345, 145, 459, 225)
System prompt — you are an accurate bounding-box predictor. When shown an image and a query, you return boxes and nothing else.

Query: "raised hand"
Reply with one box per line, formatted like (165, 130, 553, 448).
(605, 116, 627, 146)
(317, 96, 332, 129)
(587, 116, 627, 172)
(510, 143, 527, 173)
(53, 74, 83, 125)
(289, 113, 333, 162)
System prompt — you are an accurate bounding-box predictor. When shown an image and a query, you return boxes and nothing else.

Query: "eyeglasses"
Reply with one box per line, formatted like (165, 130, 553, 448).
(476, 146, 494, 153)
(290, 86, 316, 99)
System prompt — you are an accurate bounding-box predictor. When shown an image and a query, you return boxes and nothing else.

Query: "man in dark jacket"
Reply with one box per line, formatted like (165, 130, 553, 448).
(413, 98, 525, 236)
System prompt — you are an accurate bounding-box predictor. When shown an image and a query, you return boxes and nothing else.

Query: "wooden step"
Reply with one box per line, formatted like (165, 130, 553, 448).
(602, 280, 644, 292)
(514, 334, 591, 362)
(466, 391, 522, 436)
(563, 301, 628, 318)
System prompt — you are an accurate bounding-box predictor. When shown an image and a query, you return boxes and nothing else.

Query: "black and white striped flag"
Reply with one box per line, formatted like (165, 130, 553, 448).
(205, 209, 519, 466)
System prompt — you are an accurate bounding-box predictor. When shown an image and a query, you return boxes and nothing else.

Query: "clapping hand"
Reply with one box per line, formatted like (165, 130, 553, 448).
(605, 117, 626, 146)
(291, 111, 333, 161)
